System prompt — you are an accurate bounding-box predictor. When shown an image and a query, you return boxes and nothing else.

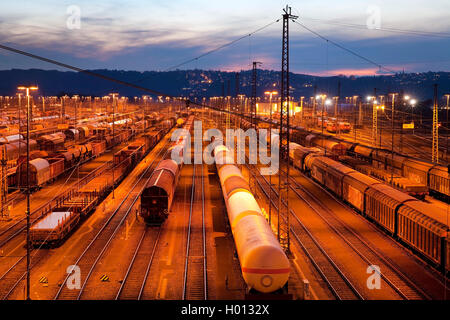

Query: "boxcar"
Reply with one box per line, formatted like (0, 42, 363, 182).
(342, 171, 381, 213)
(48, 158, 64, 181)
(38, 134, 65, 152)
(428, 165, 449, 199)
(306, 156, 355, 197)
(289, 143, 321, 171)
(17, 158, 51, 189)
(397, 201, 448, 266)
(140, 159, 180, 224)
(364, 184, 417, 234)
(402, 158, 434, 186)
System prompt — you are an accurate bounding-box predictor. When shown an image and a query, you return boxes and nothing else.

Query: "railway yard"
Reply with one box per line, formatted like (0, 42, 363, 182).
(0, 99, 449, 301)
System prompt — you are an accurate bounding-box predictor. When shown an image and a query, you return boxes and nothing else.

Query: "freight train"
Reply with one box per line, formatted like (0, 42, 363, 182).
(140, 116, 194, 224)
(290, 142, 449, 273)
(290, 129, 449, 200)
(29, 129, 166, 247)
(214, 144, 290, 293)
(6, 115, 161, 191)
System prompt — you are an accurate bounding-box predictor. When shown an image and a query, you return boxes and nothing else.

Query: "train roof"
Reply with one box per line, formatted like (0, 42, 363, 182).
(28, 158, 50, 171)
(354, 145, 374, 157)
(366, 184, 417, 210)
(344, 171, 381, 188)
(154, 159, 179, 177)
(403, 158, 436, 172)
(429, 165, 449, 177)
(397, 201, 449, 235)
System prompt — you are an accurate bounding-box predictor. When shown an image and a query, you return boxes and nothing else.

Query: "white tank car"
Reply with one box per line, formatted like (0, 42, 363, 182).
(233, 214, 290, 293)
(226, 191, 262, 229)
(214, 145, 290, 293)
(218, 164, 243, 184)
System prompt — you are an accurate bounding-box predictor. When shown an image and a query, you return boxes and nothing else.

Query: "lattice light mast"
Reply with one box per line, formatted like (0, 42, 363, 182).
(278, 5, 297, 253)
(250, 61, 261, 129)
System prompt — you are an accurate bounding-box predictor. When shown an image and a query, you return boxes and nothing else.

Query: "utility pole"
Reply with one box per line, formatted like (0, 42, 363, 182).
(353, 96, 358, 142)
(391, 93, 398, 181)
(278, 5, 297, 253)
(372, 88, 377, 147)
(312, 84, 317, 127)
(73, 95, 79, 129)
(444, 94, 449, 160)
(18, 85, 38, 301)
(337, 81, 341, 137)
(250, 61, 261, 129)
(17, 93, 23, 182)
(0, 145, 7, 220)
(235, 72, 240, 97)
(432, 85, 439, 163)
(110, 93, 118, 199)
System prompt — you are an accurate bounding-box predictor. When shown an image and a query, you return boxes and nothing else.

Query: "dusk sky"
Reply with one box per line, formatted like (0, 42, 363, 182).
(1, 0, 449, 76)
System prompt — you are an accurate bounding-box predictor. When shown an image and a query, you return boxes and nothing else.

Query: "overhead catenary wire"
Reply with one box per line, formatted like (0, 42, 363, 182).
(163, 19, 280, 72)
(301, 17, 450, 39)
(294, 20, 398, 75)
(0, 43, 249, 120)
(131, 18, 281, 85)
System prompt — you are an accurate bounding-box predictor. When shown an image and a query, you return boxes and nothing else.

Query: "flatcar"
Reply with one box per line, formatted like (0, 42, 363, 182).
(30, 210, 80, 247)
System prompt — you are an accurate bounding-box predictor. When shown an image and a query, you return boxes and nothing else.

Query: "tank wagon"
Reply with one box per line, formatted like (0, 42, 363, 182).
(214, 144, 290, 293)
(140, 116, 194, 224)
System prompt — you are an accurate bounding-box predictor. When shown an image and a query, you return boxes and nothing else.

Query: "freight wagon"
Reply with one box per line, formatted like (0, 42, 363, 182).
(140, 116, 194, 224)
(214, 144, 290, 294)
(17, 157, 64, 190)
(297, 146, 450, 273)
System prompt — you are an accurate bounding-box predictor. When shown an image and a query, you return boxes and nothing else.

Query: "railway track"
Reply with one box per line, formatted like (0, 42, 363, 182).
(53, 139, 170, 300)
(0, 160, 112, 249)
(0, 149, 152, 300)
(182, 162, 207, 300)
(0, 250, 47, 299)
(285, 169, 431, 300)
(245, 163, 364, 300)
(115, 227, 162, 300)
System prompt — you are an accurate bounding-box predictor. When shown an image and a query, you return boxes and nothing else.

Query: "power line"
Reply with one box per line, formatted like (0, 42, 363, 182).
(132, 18, 281, 85)
(0, 44, 174, 98)
(301, 17, 450, 38)
(0, 43, 248, 119)
(294, 20, 398, 75)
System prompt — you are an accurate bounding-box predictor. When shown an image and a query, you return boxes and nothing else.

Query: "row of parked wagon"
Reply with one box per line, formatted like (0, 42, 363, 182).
(290, 129, 449, 200)
(140, 116, 194, 224)
(290, 142, 449, 273)
(29, 127, 169, 247)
